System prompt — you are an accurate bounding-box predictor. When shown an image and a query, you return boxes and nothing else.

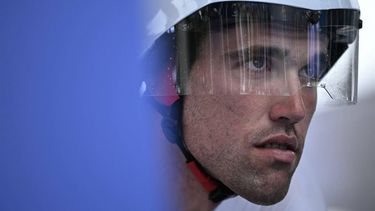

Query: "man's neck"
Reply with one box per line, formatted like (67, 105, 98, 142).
(158, 135, 218, 211)
(179, 156, 218, 211)
(154, 112, 219, 210)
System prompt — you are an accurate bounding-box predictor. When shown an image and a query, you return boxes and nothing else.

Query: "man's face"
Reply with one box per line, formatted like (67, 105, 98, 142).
(182, 25, 326, 205)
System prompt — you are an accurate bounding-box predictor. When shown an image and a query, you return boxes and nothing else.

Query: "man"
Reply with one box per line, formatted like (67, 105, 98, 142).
(141, 1, 361, 210)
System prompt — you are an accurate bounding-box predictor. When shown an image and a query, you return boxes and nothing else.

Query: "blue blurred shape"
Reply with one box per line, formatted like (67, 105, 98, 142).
(0, 1, 168, 210)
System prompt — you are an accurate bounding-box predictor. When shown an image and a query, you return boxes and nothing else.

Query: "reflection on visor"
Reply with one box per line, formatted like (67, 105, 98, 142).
(177, 21, 329, 97)
(143, 2, 361, 104)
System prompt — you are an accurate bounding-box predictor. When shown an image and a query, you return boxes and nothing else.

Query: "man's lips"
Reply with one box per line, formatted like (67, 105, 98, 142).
(253, 135, 298, 163)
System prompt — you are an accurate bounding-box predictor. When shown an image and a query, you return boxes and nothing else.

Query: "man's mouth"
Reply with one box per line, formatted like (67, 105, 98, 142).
(261, 143, 294, 151)
(253, 135, 298, 163)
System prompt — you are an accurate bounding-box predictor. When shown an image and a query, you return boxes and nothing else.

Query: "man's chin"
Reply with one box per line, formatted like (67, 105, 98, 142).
(243, 188, 289, 206)
(234, 179, 291, 206)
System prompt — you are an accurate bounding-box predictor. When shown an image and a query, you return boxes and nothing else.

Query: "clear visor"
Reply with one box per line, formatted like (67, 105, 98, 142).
(143, 2, 360, 104)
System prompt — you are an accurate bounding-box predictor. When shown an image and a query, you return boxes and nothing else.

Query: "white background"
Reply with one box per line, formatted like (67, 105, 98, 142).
(305, 0, 375, 210)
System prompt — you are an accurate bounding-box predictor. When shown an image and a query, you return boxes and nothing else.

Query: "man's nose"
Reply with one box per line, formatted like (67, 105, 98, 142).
(269, 92, 306, 125)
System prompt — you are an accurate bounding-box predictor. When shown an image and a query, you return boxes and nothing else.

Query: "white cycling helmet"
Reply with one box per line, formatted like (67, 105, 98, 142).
(142, 0, 362, 104)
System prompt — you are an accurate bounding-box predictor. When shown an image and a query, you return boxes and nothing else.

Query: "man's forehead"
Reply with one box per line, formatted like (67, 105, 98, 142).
(208, 25, 328, 56)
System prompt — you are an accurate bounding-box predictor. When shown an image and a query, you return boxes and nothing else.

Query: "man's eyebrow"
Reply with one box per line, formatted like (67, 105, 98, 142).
(225, 46, 290, 59)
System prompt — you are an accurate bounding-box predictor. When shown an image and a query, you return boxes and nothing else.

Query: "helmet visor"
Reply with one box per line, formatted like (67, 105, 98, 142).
(144, 2, 361, 104)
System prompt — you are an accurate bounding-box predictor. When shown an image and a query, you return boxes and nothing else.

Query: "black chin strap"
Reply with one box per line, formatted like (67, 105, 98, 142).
(149, 96, 236, 203)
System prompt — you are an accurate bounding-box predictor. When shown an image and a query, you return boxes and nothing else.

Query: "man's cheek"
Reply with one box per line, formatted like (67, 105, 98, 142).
(303, 89, 318, 112)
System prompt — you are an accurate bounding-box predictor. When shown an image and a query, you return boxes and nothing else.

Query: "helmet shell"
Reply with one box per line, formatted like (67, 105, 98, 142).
(143, 0, 360, 52)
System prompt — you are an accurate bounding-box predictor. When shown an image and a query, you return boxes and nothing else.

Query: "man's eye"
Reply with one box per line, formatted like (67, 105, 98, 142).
(299, 54, 329, 81)
(229, 47, 282, 74)
(247, 55, 266, 71)
(299, 66, 315, 79)
(244, 55, 269, 73)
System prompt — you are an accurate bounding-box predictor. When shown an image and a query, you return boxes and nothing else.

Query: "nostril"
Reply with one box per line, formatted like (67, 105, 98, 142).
(278, 116, 291, 123)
